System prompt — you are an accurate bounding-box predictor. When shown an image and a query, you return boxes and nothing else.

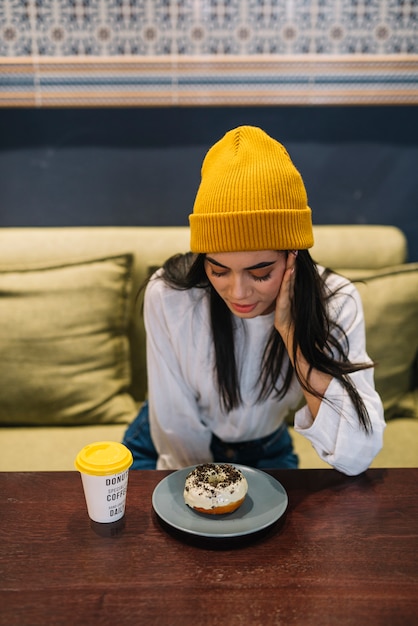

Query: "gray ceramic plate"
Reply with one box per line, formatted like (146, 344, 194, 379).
(152, 464, 288, 538)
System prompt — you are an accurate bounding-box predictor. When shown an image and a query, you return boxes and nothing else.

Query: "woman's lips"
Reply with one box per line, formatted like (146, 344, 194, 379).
(230, 302, 258, 314)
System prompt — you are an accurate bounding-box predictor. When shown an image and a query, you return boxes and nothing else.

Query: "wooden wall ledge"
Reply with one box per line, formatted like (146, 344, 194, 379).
(1, 54, 417, 107)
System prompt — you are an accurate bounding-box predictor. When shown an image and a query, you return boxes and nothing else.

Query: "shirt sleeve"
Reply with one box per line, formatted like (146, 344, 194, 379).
(293, 278, 386, 476)
(144, 278, 213, 470)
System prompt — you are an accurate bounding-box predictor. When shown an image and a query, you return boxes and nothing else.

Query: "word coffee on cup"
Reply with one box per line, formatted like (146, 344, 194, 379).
(75, 441, 133, 524)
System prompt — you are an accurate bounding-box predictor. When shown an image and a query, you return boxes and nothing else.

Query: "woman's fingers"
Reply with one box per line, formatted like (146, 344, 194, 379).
(274, 251, 298, 334)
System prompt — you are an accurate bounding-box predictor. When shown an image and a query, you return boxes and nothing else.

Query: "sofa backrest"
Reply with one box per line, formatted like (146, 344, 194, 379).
(0, 225, 415, 422)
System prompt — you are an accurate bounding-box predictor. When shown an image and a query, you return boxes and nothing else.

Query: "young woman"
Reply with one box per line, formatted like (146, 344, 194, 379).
(123, 125, 385, 475)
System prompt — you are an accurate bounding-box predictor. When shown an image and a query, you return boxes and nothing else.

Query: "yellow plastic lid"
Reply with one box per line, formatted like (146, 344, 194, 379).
(74, 441, 133, 476)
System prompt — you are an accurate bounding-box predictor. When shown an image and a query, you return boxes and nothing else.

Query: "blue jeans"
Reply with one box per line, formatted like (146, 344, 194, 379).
(122, 401, 299, 470)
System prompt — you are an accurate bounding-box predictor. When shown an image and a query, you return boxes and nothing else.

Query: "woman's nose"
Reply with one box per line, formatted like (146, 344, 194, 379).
(229, 274, 250, 299)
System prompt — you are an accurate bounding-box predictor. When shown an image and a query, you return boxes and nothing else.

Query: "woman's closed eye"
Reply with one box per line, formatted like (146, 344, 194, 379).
(251, 272, 272, 282)
(209, 268, 228, 278)
(209, 267, 272, 282)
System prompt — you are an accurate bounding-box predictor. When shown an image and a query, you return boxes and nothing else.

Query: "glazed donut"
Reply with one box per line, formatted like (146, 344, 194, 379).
(183, 463, 248, 515)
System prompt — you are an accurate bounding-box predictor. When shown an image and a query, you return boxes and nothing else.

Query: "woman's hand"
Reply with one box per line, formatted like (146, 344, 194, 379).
(274, 250, 332, 419)
(274, 250, 298, 340)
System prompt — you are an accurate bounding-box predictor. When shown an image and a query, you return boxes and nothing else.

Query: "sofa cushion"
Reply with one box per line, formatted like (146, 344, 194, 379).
(0, 255, 138, 426)
(312, 225, 407, 270)
(346, 263, 418, 419)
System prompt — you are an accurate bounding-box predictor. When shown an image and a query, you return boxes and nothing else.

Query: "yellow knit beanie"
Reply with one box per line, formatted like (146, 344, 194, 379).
(189, 125, 313, 253)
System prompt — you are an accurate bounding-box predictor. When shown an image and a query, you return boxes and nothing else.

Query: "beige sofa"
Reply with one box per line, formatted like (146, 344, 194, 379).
(0, 225, 416, 471)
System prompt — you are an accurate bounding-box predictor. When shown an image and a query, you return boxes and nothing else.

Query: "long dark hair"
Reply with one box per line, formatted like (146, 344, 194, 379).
(150, 250, 373, 433)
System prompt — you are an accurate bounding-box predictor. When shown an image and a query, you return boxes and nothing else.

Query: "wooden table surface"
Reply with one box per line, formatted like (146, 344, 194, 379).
(1, 468, 417, 626)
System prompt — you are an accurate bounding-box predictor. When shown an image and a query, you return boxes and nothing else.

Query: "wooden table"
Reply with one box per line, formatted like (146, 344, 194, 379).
(1, 468, 417, 626)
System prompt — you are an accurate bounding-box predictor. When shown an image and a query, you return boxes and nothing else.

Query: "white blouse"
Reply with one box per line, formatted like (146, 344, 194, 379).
(144, 267, 385, 475)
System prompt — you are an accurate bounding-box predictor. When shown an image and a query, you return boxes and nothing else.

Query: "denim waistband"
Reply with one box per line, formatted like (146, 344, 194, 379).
(211, 422, 286, 452)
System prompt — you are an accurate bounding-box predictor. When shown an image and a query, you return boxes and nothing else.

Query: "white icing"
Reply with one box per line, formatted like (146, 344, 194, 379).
(183, 464, 248, 511)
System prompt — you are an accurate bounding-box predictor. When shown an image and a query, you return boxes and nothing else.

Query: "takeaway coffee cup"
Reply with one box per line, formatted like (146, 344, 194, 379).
(75, 441, 133, 524)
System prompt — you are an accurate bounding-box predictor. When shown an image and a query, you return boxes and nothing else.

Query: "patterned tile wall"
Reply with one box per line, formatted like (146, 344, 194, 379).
(1, 0, 417, 106)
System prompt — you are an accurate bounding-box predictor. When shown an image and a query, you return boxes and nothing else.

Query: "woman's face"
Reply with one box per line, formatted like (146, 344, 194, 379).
(204, 250, 287, 318)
